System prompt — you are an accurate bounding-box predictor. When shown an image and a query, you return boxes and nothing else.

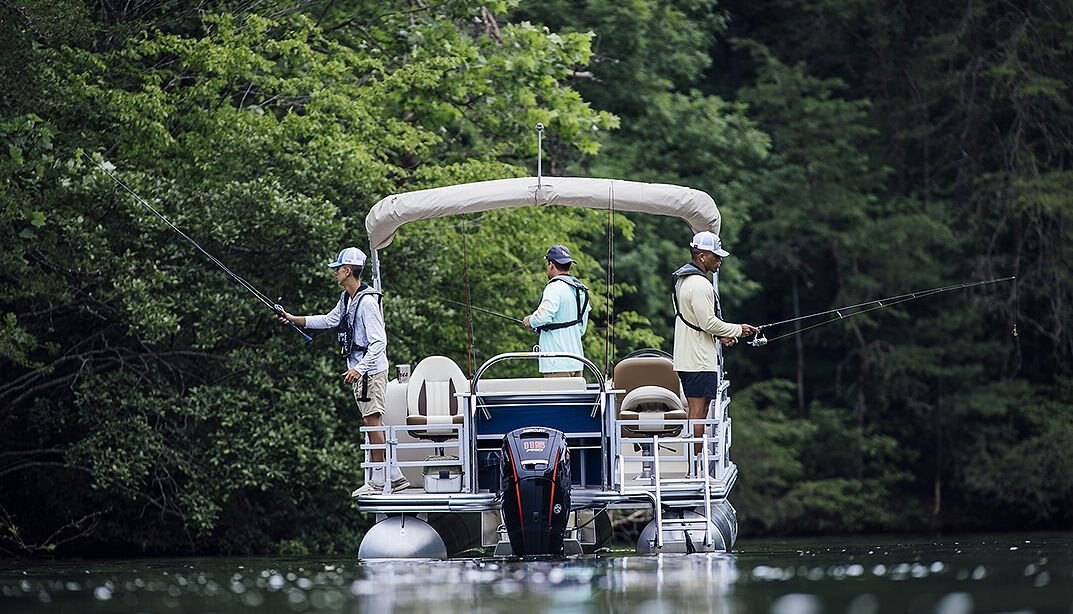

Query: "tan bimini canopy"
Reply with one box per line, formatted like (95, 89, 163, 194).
(365, 177, 720, 250)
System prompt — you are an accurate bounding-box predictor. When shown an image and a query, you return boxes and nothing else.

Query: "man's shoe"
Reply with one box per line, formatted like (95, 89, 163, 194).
(388, 477, 411, 492)
(351, 482, 384, 497)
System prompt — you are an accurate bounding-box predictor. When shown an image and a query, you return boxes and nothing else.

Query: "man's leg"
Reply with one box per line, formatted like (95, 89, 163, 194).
(363, 413, 386, 466)
(352, 371, 407, 495)
(686, 395, 712, 460)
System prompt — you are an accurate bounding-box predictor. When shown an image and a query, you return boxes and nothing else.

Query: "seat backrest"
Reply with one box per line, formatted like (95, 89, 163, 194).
(477, 377, 587, 394)
(406, 356, 469, 419)
(613, 356, 680, 396)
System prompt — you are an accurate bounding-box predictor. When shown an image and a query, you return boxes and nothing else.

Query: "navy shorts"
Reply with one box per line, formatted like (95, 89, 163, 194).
(677, 371, 719, 399)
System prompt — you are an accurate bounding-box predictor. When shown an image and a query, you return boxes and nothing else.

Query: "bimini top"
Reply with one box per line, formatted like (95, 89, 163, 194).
(365, 176, 720, 250)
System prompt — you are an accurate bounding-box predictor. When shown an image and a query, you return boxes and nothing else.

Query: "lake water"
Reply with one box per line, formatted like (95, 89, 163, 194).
(2, 533, 1070, 612)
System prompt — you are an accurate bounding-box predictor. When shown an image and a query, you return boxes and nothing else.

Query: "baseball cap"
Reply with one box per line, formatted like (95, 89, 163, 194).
(546, 244, 574, 265)
(690, 231, 730, 257)
(327, 247, 367, 268)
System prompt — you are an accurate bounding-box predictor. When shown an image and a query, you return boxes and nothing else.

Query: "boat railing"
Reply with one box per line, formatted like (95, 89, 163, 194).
(359, 422, 467, 495)
(468, 352, 613, 490)
(612, 421, 726, 487)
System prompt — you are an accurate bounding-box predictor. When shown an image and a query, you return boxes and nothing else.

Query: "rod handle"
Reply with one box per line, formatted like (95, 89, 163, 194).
(275, 297, 313, 343)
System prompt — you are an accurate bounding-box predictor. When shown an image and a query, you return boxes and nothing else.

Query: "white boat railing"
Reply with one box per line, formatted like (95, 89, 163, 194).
(359, 423, 466, 495)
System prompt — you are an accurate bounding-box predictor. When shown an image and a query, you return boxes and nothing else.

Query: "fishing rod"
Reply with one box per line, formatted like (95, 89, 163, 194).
(747, 276, 1015, 347)
(83, 152, 312, 343)
(443, 298, 523, 324)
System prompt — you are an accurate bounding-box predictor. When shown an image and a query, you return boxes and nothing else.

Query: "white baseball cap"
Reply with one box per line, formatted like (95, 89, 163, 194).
(327, 247, 367, 268)
(690, 231, 730, 257)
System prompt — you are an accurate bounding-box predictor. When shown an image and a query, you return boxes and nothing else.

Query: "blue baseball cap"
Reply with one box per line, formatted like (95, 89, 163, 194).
(327, 247, 367, 268)
(546, 244, 574, 265)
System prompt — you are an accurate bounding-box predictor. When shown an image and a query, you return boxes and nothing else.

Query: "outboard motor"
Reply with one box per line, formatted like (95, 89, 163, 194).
(500, 427, 571, 556)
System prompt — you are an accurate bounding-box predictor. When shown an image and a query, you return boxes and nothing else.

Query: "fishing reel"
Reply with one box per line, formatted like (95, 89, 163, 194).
(747, 332, 768, 347)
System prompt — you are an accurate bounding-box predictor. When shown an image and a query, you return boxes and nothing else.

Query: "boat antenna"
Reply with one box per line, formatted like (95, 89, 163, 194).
(82, 152, 312, 343)
(536, 123, 544, 189)
(604, 182, 616, 378)
(462, 218, 475, 377)
(748, 276, 1016, 347)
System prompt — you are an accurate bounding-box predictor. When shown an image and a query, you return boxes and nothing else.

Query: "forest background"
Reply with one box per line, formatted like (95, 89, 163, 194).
(1, 0, 1070, 556)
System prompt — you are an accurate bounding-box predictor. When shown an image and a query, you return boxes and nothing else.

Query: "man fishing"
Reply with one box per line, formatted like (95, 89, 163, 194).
(672, 232, 758, 462)
(277, 247, 409, 495)
(522, 244, 592, 377)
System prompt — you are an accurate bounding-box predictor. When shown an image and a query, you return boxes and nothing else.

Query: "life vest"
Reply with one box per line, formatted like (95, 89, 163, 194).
(337, 285, 384, 357)
(536, 275, 590, 333)
(672, 263, 720, 333)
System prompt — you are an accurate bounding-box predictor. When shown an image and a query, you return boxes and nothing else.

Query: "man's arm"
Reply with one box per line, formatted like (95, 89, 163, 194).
(353, 300, 387, 374)
(279, 296, 343, 329)
(524, 286, 561, 330)
(685, 278, 743, 338)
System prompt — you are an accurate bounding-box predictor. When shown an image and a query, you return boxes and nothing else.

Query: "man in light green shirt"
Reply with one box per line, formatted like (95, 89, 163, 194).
(672, 231, 758, 452)
(522, 245, 591, 377)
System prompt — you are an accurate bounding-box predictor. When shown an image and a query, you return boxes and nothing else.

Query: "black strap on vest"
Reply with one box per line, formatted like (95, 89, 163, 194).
(672, 263, 709, 333)
(338, 286, 384, 356)
(536, 276, 590, 332)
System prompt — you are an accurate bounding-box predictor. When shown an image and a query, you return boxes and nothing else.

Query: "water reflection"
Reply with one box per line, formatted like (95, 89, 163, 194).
(1, 534, 1072, 613)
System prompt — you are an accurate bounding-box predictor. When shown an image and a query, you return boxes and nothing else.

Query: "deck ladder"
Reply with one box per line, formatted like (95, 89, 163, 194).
(650, 434, 714, 551)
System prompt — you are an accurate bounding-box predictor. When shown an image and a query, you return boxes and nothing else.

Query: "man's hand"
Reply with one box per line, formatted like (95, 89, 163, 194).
(522, 315, 531, 329)
(276, 310, 292, 325)
(719, 336, 737, 347)
(740, 323, 760, 337)
(342, 368, 363, 384)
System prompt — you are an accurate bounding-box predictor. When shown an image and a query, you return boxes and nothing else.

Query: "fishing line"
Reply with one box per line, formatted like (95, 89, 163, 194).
(442, 298, 522, 324)
(83, 152, 312, 343)
(749, 276, 1015, 346)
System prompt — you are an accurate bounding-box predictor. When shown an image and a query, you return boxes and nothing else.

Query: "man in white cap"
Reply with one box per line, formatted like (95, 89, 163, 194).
(672, 232, 758, 461)
(277, 247, 408, 495)
(522, 244, 592, 377)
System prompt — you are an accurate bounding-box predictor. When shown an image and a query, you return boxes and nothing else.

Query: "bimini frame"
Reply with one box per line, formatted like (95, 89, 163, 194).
(363, 176, 721, 292)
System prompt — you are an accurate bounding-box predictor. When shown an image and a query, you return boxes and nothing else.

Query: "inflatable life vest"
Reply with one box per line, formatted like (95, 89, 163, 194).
(337, 285, 384, 357)
(536, 275, 590, 333)
(671, 263, 722, 333)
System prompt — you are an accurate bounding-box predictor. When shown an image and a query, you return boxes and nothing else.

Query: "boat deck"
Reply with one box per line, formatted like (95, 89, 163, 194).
(355, 464, 737, 513)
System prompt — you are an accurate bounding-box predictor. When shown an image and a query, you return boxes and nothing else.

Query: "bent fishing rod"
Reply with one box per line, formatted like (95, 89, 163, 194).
(83, 152, 312, 343)
(747, 276, 1015, 347)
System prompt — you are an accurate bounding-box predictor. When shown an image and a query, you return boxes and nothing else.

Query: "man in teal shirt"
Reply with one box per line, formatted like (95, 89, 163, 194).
(522, 245, 592, 377)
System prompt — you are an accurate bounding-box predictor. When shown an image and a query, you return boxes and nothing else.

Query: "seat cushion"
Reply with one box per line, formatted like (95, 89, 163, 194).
(619, 385, 686, 437)
(619, 409, 687, 437)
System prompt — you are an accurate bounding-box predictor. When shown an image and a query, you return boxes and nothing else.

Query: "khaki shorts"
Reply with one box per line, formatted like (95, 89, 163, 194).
(352, 370, 388, 417)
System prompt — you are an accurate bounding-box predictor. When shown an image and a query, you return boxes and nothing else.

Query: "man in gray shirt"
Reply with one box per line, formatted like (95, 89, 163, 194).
(278, 247, 408, 495)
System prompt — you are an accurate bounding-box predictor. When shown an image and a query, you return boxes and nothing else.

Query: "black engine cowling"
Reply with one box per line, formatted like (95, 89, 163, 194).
(499, 427, 571, 556)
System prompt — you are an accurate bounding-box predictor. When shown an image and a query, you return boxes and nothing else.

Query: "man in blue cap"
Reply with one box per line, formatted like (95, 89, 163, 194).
(522, 244, 592, 377)
(277, 247, 409, 495)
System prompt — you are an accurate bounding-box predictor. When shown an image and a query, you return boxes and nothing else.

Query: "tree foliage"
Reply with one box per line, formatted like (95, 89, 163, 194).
(2, 0, 1071, 554)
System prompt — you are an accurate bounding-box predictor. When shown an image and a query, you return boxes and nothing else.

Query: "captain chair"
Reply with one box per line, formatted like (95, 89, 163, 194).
(405, 355, 469, 442)
(613, 355, 687, 438)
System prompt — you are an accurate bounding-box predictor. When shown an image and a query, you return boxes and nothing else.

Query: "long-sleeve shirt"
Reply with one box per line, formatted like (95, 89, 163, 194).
(528, 276, 591, 373)
(672, 273, 741, 372)
(305, 286, 388, 374)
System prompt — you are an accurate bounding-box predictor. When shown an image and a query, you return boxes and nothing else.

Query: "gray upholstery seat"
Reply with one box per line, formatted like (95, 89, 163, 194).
(405, 356, 469, 441)
(613, 356, 687, 437)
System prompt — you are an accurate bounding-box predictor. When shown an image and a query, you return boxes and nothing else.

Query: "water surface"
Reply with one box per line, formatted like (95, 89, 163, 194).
(2, 533, 1070, 612)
